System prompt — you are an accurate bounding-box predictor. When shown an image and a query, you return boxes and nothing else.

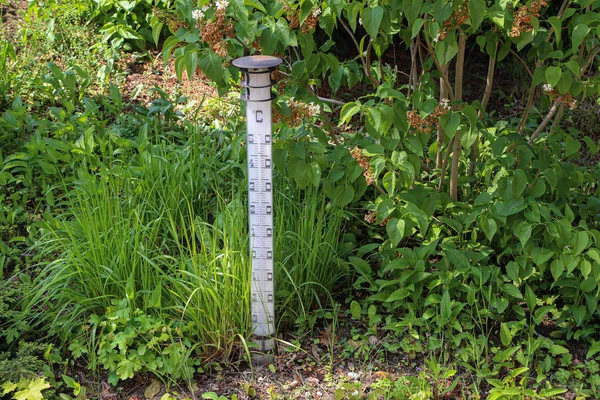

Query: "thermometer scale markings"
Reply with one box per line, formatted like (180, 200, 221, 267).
(247, 105, 274, 341)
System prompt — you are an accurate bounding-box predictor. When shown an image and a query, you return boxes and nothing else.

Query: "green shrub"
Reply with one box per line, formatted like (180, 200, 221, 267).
(87, 0, 173, 50)
(0, 341, 48, 384)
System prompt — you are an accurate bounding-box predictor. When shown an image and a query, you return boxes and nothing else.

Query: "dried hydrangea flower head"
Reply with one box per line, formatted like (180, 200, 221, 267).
(274, 98, 322, 125)
(195, 0, 235, 57)
(510, 0, 548, 37)
(350, 147, 375, 186)
(280, 1, 320, 33)
(541, 84, 578, 110)
(406, 101, 450, 135)
(436, 1, 470, 41)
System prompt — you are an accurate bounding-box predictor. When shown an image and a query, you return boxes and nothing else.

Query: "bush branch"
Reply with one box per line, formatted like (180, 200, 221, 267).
(528, 99, 560, 144)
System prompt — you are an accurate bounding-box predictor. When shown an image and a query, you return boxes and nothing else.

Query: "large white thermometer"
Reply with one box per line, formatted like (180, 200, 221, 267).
(232, 55, 282, 352)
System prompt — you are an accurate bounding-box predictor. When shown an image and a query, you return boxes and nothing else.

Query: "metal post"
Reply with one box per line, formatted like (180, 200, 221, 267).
(232, 55, 282, 354)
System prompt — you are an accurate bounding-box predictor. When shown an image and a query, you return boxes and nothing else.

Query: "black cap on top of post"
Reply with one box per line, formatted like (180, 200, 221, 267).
(232, 55, 282, 72)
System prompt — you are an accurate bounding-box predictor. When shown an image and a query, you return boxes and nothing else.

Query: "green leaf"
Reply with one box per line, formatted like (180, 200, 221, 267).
(524, 204, 540, 223)
(366, 107, 382, 132)
(260, 29, 279, 54)
(339, 101, 361, 125)
(475, 193, 491, 205)
(307, 161, 321, 187)
(405, 202, 429, 234)
(587, 341, 600, 359)
(500, 323, 513, 346)
(386, 287, 411, 302)
(2, 382, 18, 395)
(572, 24, 590, 51)
(13, 378, 50, 400)
(440, 112, 460, 137)
(328, 67, 343, 93)
(198, 50, 224, 84)
(444, 248, 469, 268)
(572, 305, 586, 326)
(116, 358, 142, 380)
(349, 256, 372, 277)
(37, 160, 57, 175)
(506, 261, 519, 283)
(588, 249, 600, 264)
(109, 83, 122, 108)
(512, 368, 531, 380)
(230, 0, 249, 20)
(512, 169, 527, 198)
(525, 284, 536, 311)
(383, 171, 396, 195)
(581, 259, 592, 279)
(502, 284, 523, 299)
(184, 47, 198, 81)
(532, 67, 547, 85)
(545, 66, 561, 88)
(527, 179, 546, 198)
(152, 21, 164, 46)
(162, 36, 180, 66)
(386, 218, 406, 247)
(518, 222, 532, 247)
(556, 219, 572, 244)
(334, 184, 354, 206)
(573, 231, 589, 256)
(549, 345, 569, 355)
(564, 134, 581, 157)
(547, 16, 562, 46)
(539, 388, 568, 398)
(244, 0, 266, 13)
(468, 0, 485, 30)
(350, 300, 361, 319)
(368, 305, 377, 318)
(62, 375, 76, 389)
(348, 2, 363, 32)
(494, 198, 526, 216)
(531, 247, 554, 265)
(496, 297, 509, 314)
(581, 277, 596, 293)
(557, 70, 573, 95)
(361, 6, 384, 39)
(411, 18, 425, 39)
(550, 259, 564, 281)
(404, 0, 423, 25)
(376, 198, 395, 222)
(405, 136, 423, 156)
(565, 254, 579, 273)
(440, 290, 452, 323)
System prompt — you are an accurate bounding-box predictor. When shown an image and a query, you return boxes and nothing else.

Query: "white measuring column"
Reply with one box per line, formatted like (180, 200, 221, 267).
(232, 55, 282, 353)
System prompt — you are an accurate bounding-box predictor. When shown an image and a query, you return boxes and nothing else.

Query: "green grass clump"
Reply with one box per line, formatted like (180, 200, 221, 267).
(27, 135, 250, 356)
(275, 182, 347, 325)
